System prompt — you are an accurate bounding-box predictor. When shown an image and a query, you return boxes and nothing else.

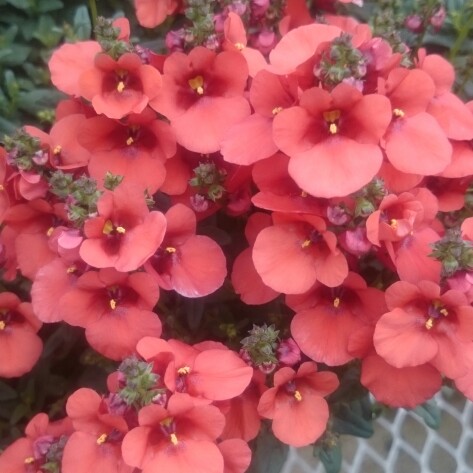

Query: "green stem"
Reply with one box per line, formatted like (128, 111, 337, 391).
(449, 13, 473, 61)
(88, 0, 98, 30)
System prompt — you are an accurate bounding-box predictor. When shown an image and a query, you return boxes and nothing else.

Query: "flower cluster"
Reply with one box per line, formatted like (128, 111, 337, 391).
(1, 0, 473, 471)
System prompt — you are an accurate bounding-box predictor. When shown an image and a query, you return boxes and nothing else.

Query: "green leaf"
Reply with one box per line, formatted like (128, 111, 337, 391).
(315, 441, 342, 473)
(0, 44, 31, 66)
(331, 397, 374, 439)
(36, 0, 63, 12)
(17, 88, 64, 113)
(247, 424, 289, 473)
(33, 15, 62, 48)
(413, 399, 441, 429)
(0, 381, 17, 401)
(73, 5, 92, 40)
(5, 0, 29, 10)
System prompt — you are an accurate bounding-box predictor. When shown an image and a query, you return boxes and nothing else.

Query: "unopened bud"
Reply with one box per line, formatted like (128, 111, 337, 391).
(277, 338, 301, 366)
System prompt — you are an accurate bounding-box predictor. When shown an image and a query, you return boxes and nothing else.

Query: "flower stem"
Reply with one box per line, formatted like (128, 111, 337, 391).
(89, 0, 98, 29)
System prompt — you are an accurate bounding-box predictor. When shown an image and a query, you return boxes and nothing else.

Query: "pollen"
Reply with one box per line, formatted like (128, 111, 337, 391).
(116, 226, 126, 234)
(96, 433, 108, 445)
(170, 433, 179, 445)
(166, 246, 177, 253)
(46, 227, 54, 237)
(188, 75, 204, 95)
(329, 123, 338, 134)
(301, 239, 311, 248)
(272, 106, 283, 115)
(440, 308, 449, 316)
(425, 317, 434, 330)
(333, 297, 340, 308)
(393, 108, 405, 118)
(66, 265, 77, 274)
(126, 137, 134, 146)
(177, 366, 190, 375)
(102, 220, 114, 235)
(0, 321, 6, 330)
(294, 390, 302, 402)
(24, 457, 35, 464)
(53, 145, 62, 154)
(117, 81, 126, 93)
(235, 42, 245, 50)
(110, 299, 117, 310)
(390, 219, 398, 229)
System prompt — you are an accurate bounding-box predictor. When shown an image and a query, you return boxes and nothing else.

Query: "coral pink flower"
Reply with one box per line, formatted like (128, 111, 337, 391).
(252, 212, 348, 294)
(137, 337, 253, 402)
(80, 183, 167, 272)
(381, 68, 452, 175)
(57, 268, 162, 360)
(0, 413, 72, 473)
(80, 53, 163, 119)
(374, 280, 473, 379)
(63, 388, 132, 473)
(144, 203, 226, 297)
(258, 362, 338, 447)
(231, 212, 280, 305)
(290, 273, 386, 365)
(0, 292, 43, 378)
(134, 0, 180, 28)
(78, 109, 175, 193)
(273, 83, 391, 197)
(121, 393, 226, 473)
(150, 47, 250, 153)
(218, 439, 252, 473)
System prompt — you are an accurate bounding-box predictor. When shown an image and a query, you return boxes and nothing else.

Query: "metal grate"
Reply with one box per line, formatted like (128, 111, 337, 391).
(282, 389, 473, 473)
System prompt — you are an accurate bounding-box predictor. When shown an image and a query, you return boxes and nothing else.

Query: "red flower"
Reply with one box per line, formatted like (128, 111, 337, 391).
(257, 362, 338, 447)
(80, 183, 167, 272)
(150, 47, 250, 153)
(374, 280, 473, 379)
(0, 292, 42, 378)
(144, 203, 227, 297)
(121, 393, 226, 473)
(290, 272, 386, 366)
(80, 53, 163, 119)
(57, 268, 162, 360)
(252, 212, 348, 294)
(134, 0, 181, 28)
(273, 83, 391, 197)
(63, 388, 132, 473)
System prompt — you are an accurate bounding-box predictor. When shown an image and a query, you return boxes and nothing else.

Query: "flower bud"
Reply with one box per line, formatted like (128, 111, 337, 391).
(277, 338, 301, 366)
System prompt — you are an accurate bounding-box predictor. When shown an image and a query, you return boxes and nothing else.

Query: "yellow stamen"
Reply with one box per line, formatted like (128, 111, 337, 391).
(301, 239, 311, 248)
(66, 265, 77, 274)
(294, 390, 302, 402)
(126, 137, 134, 146)
(323, 110, 341, 122)
(117, 81, 126, 93)
(53, 145, 62, 154)
(393, 108, 405, 118)
(46, 227, 54, 237)
(425, 317, 434, 330)
(188, 75, 205, 95)
(110, 299, 117, 310)
(116, 226, 126, 234)
(166, 247, 177, 253)
(170, 433, 179, 445)
(161, 417, 173, 427)
(96, 433, 107, 445)
(272, 106, 283, 115)
(235, 42, 245, 51)
(333, 297, 340, 308)
(440, 308, 449, 316)
(24, 457, 35, 464)
(102, 220, 114, 235)
(390, 219, 398, 229)
(0, 321, 6, 330)
(329, 123, 338, 134)
(177, 366, 190, 375)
